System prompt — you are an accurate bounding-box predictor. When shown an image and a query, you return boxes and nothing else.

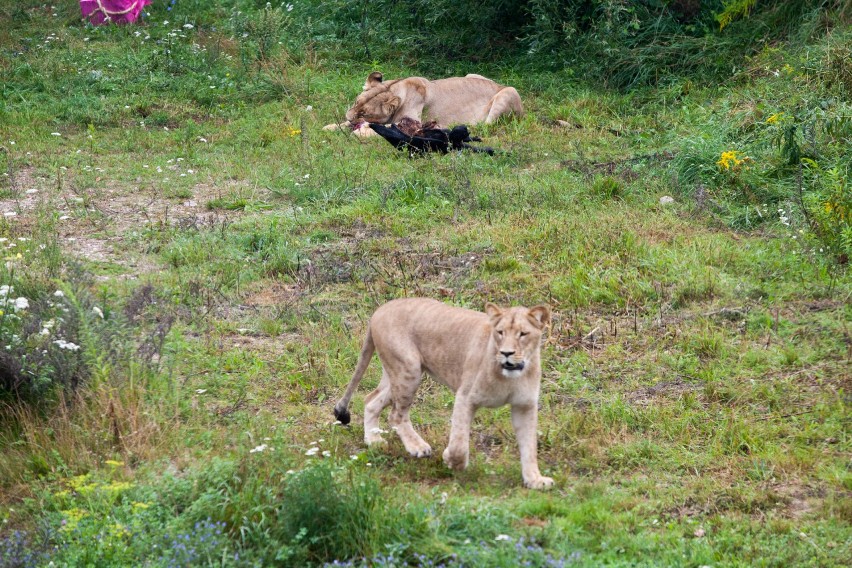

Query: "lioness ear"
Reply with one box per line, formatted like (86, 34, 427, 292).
(527, 305, 551, 329)
(484, 302, 503, 320)
(381, 94, 401, 119)
(365, 71, 383, 90)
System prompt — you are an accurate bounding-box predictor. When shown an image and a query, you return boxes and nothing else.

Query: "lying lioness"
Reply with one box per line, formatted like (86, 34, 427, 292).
(323, 71, 523, 136)
(333, 298, 554, 489)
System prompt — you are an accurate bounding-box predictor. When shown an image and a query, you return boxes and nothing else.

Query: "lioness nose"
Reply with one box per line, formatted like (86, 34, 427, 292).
(500, 350, 515, 357)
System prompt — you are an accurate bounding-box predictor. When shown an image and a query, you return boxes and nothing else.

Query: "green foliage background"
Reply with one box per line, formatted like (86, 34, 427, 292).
(0, 0, 849, 566)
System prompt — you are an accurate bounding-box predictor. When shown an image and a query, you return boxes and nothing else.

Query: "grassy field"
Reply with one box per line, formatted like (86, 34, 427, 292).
(0, 1, 850, 566)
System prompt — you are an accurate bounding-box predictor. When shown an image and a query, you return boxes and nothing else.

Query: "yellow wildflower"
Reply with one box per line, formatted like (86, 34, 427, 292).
(103, 481, 133, 495)
(105, 460, 125, 467)
(68, 474, 98, 496)
(131, 501, 150, 510)
(60, 508, 88, 532)
(717, 150, 750, 171)
(766, 112, 783, 124)
(287, 127, 301, 137)
(717, 151, 738, 170)
(109, 523, 131, 538)
(825, 201, 847, 219)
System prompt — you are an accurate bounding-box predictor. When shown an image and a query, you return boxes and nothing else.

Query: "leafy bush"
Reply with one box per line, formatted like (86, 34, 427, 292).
(0, 265, 122, 402)
(0, 529, 52, 568)
(230, 3, 295, 62)
(159, 456, 430, 566)
(802, 159, 852, 263)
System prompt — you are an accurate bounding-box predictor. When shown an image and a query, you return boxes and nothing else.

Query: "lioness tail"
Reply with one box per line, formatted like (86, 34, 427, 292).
(333, 326, 375, 425)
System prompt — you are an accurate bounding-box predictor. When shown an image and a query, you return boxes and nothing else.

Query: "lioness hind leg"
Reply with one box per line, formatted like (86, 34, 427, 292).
(363, 374, 391, 445)
(388, 378, 432, 458)
(484, 87, 524, 123)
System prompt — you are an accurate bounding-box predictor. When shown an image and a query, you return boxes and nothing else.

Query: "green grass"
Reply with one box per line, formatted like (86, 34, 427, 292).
(0, 1, 850, 567)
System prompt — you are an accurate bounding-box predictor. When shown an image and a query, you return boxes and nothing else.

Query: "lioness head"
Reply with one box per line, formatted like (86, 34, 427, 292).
(345, 72, 401, 124)
(485, 303, 551, 378)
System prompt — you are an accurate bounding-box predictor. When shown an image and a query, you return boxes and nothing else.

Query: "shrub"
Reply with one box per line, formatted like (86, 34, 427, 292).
(174, 457, 430, 566)
(0, 265, 122, 403)
(0, 529, 52, 568)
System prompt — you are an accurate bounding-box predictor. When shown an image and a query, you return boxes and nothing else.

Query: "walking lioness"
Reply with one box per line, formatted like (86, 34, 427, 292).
(333, 298, 554, 489)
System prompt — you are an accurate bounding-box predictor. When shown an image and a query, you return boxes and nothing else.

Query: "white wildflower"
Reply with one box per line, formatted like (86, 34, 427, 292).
(195, 389, 207, 394)
(322, 450, 331, 457)
(51, 132, 61, 137)
(92, 306, 104, 319)
(305, 447, 319, 456)
(13, 297, 29, 311)
(250, 444, 269, 453)
(183, 23, 194, 29)
(53, 290, 64, 297)
(495, 534, 511, 541)
(53, 340, 81, 351)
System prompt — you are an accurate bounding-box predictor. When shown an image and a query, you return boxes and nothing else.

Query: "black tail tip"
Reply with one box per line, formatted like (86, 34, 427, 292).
(334, 406, 351, 425)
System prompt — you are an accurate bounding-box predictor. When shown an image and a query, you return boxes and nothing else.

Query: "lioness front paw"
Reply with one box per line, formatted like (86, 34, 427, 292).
(442, 447, 469, 470)
(410, 446, 432, 458)
(365, 428, 388, 446)
(407, 442, 432, 458)
(523, 475, 555, 490)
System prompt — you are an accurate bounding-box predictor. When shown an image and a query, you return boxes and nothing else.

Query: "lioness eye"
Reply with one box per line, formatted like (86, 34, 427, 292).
(519, 331, 529, 337)
(496, 330, 504, 336)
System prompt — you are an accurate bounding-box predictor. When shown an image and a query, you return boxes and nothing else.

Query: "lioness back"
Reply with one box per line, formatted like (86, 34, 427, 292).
(421, 77, 513, 124)
(370, 298, 490, 389)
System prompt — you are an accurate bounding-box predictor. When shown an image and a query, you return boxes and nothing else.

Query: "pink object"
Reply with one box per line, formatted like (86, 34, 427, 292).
(80, 0, 152, 25)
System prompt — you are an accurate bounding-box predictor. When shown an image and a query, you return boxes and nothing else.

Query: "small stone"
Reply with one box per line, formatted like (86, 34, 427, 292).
(659, 195, 675, 205)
